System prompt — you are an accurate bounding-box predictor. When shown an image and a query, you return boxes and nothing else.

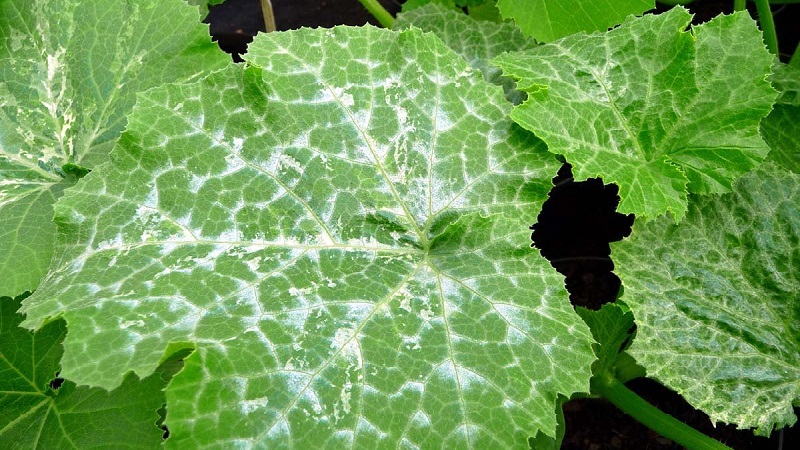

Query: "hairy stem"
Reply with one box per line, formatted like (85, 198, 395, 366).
(260, 0, 276, 32)
(357, 0, 394, 28)
(595, 376, 732, 450)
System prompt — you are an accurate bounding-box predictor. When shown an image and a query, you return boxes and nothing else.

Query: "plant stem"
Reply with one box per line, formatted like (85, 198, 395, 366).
(733, 0, 746, 12)
(357, 0, 394, 28)
(595, 376, 732, 450)
(260, 0, 276, 32)
(753, 0, 779, 55)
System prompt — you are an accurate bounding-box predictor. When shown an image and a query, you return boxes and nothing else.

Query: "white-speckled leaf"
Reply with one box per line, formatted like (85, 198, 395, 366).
(0, 0, 228, 296)
(21, 27, 594, 448)
(494, 8, 777, 222)
(613, 164, 800, 435)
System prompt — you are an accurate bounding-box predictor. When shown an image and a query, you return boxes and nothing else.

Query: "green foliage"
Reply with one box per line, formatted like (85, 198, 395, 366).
(494, 7, 777, 221)
(402, 0, 490, 12)
(496, 0, 653, 42)
(612, 164, 800, 435)
(0, 294, 168, 448)
(394, 3, 536, 103)
(763, 64, 800, 172)
(19, 24, 596, 448)
(1, 0, 798, 448)
(0, 0, 229, 297)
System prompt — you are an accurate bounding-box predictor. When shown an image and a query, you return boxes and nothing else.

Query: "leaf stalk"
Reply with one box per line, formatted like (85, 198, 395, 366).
(356, 0, 394, 28)
(260, 0, 276, 32)
(753, 0, 779, 55)
(594, 375, 733, 450)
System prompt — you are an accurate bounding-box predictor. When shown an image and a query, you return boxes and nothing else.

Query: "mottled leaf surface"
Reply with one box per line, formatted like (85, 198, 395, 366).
(612, 164, 800, 435)
(0, 295, 165, 448)
(21, 27, 594, 448)
(0, 0, 228, 296)
(496, 0, 653, 42)
(494, 8, 777, 221)
(394, 3, 537, 103)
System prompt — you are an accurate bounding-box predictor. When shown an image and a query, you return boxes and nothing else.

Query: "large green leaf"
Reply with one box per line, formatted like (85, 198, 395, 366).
(0, 294, 166, 448)
(496, 0, 653, 42)
(0, 0, 228, 297)
(612, 164, 800, 435)
(21, 27, 595, 448)
(494, 8, 777, 222)
(394, 3, 537, 104)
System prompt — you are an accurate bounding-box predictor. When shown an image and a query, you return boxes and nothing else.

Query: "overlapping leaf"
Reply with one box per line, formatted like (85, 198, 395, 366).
(496, 0, 653, 42)
(0, 0, 228, 296)
(612, 164, 800, 434)
(21, 27, 594, 448)
(394, 3, 537, 103)
(576, 303, 634, 382)
(0, 295, 166, 448)
(494, 8, 777, 221)
(763, 63, 800, 173)
(402, 0, 489, 12)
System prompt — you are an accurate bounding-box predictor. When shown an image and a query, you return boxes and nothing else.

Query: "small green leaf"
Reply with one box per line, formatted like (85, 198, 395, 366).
(763, 63, 800, 173)
(576, 303, 634, 381)
(394, 3, 537, 104)
(494, 8, 777, 222)
(0, 294, 166, 448)
(612, 164, 800, 435)
(496, 0, 653, 42)
(21, 27, 594, 448)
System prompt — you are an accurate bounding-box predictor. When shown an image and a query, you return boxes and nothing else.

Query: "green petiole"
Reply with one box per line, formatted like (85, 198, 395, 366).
(356, 0, 394, 28)
(753, 0, 779, 55)
(259, 0, 276, 32)
(594, 374, 733, 450)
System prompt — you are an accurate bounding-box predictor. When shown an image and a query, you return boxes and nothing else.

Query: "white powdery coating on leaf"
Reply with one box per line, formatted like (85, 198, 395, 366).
(399, 381, 425, 395)
(434, 108, 455, 133)
(235, 286, 262, 328)
(355, 416, 385, 438)
(96, 234, 125, 250)
(453, 424, 481, 445)
(240, 396, 269, 414)
(506, 325, 526, 346)
(411, 410, 431, 427)
(493, 303, 525, 327)
(142, 187, 159, 208)
(188, 174, 209, 193)
(266, 418, 290, 441)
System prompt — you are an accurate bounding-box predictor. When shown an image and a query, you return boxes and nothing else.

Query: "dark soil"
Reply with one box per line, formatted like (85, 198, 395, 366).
(203, 1, 800, 448)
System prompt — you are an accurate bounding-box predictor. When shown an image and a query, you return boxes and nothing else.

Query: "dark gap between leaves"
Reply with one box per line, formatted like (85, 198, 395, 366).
(49, 372, 65, 391)
(531, 163, 634, 310)
(203, 0, 403, 62)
